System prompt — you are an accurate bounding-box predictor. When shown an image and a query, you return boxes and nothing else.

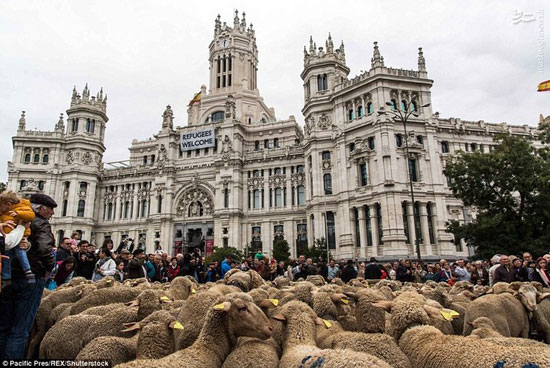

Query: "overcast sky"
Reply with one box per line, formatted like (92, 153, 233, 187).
(0, 0, 548, 181)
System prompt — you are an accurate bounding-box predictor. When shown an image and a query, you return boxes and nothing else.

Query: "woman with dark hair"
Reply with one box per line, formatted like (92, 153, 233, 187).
(92, 248, 116, 282)
(532, 257, 550, 287)
(101, 239, 114, 252)
(54, 256, 76, 286)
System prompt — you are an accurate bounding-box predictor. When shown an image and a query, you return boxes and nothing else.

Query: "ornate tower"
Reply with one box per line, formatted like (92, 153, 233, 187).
(66, 84, 108, 145)
(209, 10, 258, 95)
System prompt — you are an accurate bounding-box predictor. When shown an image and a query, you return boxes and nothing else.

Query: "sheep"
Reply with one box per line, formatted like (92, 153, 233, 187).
(222, 337, 280, 368)
(533, 296, 550, 343)
(400, 324, 550, 368)
(76, 334, 139, 366)
(225, 271, 253, 292)
(305, 274, 326, 287)
(291, 281, 317, 306)
(47, 302, 73, 329)
(272, 275, 290, 289)
(174, 290, 221, 349)
(272, 300, 393, 368)
(467, 316, 546, 347)
(81, 303, 126, 316)
(70, 286, 142, 315)
(462, 284, 540, 337)
(315, 319, 411, 368)
(27, 283, 96, 358)
(95, 276, 116, 288)
(347, 288, 388, 334)
(116, 293, 273, 368)
(372, 290, 550, 368)
(39, 314, 101, 359)
(164, 276, 197, 300)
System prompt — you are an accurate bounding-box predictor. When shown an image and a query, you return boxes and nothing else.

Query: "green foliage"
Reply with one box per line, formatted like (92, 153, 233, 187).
(272, 239, 291, 264)
(205, 246, 243, 264)
(302, 237, 332, 263)
(444, 130, 550, 259)
(0, 182, 5, 193)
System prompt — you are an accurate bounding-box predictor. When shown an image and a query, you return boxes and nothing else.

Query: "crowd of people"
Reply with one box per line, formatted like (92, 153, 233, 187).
(45, 233, 550, 290)
(1, 190, 550, 361)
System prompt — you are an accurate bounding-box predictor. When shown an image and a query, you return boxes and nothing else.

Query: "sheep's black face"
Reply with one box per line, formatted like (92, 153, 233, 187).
(227, 298, 273, 340)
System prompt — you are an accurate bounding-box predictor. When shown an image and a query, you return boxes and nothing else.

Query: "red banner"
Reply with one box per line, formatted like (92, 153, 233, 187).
(205, 239, 214, 257)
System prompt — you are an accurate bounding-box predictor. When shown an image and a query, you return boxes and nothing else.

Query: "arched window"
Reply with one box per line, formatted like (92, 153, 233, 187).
(401, 100, 408, 111)
(411, 101, 418, 112)
(20, 180, 27, 190)
(317, 74, 328, 91)
(323, 174, 332, 195)
(211, 111, 224, 123)
(141, 200, 148, 217)
(274, 167, 282, 175)
(24, 154, 30, 163)
(395, 134, 403, 147)
(359, 163, 368, 186)
(107, 203, 113, 220)
(390, 99, 397, 111)
(297, 185, 305, 205)
(357, 105, 363, 118)
(124, 201, 130, 218)
(273, 138, 280, 148)
(77, 200, 85, 217)
(408, 158, 418, 182)
(275, 188, 282, 207)
(253, 189, 260, 209)
(253, 170, 260, 177)
(367, 102, 374, 114)
(348, 109, 354, 121)
(42, 154, 49, 164)
(261, 117, 267, 124)
(33, 154, 40, 163)
(38, 181, 45, 190)
(254, 141, 260, 151)
(322, 151, 331, 160)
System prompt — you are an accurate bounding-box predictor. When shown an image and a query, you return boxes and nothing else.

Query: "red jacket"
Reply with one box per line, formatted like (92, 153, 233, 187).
(168, 265, 180, 280)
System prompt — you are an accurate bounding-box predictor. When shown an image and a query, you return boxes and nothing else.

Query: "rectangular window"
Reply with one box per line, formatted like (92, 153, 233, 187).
(396, 134, 403, 147)
(402, 202, 410, 244)
(349, 142, 355, 153)
(297, 185, 305, 205)
(414, 202, 422, 243)
(143, 156, 148, 165)
(71, 118, 78, 132)
(62, 199, 68, 217)
(408, 159, 418, 182)
(224, 189, 229, 208)
(366, 206, 373, 246)
(253, 190, 260, 209)
(368, 137, 375, 150)
(427, 204, 435, 244)
(441, 141, 449, 153)
(324, 174, 332, 195)
(157, 196, 162, 213)
(322, 151, 331, 160)
(376, 204, 383, 244)
(275, 188, 282, 207)
(326, 211, 336, 250)
(360, 163, 368, 186)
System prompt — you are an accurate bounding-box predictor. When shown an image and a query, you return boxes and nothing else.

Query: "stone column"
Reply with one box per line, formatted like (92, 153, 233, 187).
(368, 204, 379, 256)
(419, 203, 432, 256)
(406, 202, 417, 247)
(358, 206, 368, 259)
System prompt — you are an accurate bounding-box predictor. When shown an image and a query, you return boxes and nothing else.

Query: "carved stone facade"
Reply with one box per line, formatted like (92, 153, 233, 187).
(5, 12, 542, 260)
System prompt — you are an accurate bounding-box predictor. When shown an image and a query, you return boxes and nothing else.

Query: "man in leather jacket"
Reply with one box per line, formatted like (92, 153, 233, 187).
(0, 193, 56, 359)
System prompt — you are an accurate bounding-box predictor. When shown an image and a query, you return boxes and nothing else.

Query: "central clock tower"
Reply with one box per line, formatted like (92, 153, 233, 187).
(209, 10, 258, 95)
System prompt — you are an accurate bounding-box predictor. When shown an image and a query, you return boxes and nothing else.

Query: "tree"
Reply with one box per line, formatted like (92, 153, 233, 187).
(303, 237, 332, 263)
(272, 239, 290, 264)
(444, 126, 550, 259)
(205, 246, 243, 264)
(0, 182, 5, 193)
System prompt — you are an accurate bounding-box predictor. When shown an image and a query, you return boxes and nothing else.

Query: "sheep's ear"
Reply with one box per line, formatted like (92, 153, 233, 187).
(125, 300, 140, 307)
(169, 321, 184, 330)
(259, 299, 278, 308)
(330, 293, 347, 304)
(160, 296, 173, 303)
(466, 320, 474, 327)
(213, 301, 231, 312)
(537, 293, 550, 303)
(440, 309, 459, 321)
(485, 288, 493, 294)
(423, 305, 445, 320)
(272, 314, 286, 322)
(371, 300, 393, 312)
(343, 292, 357, 301)
(121, 322, 141, 332)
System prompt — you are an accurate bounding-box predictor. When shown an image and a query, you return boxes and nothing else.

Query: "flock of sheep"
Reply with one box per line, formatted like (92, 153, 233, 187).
(30, 268, 550, 367)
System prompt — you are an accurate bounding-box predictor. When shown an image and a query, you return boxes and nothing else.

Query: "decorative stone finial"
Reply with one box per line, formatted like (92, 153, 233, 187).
(371, 41, 384, 68)
(18, 111, 26, 131)
(418, 47, 426, 72)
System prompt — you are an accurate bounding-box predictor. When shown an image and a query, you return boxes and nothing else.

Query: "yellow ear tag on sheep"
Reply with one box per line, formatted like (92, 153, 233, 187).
(340, 298, 349, 305)
(270, 299, 279, 306)
(160, 296, 170, 302)
(440, 310, 458, 321)
(173, 321, 184, 330)
(323, 320, 333, 329)
(191, 288, 197, 294)
(213, 303, 225, 310)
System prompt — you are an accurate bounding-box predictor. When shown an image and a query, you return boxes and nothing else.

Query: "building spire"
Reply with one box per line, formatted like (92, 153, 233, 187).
(18, 111, 26, 131)
(326, 33, 334, 53)
(418, 47, 426, 72)
(82, 82, 90, 100)
(55, 113, 65, 131)
(234, 9, 240, 28)
(371, 41, 384, 68)
(309, 36, 314, 53)
(241, 11, 246, 29)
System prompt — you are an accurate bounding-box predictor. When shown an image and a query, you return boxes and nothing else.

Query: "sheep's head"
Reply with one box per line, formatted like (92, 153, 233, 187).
(271, 300, 318, 345)
(169, 277, 197, 300)
(226, 272, 252, 292)
(515, 284, 550, 311)
(127, 290, 174, 321)
(213, 293, 273, 340)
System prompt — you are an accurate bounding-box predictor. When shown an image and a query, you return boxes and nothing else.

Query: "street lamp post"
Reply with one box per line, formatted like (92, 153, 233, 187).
(378, 101, 430, 261)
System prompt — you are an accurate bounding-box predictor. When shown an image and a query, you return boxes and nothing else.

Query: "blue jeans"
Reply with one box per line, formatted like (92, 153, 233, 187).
(1, 247, 32, 280)
(0, 278, 45, 359)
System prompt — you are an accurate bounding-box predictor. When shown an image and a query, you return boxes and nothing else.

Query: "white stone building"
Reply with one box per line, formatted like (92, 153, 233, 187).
(6, 11, 540, 260)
